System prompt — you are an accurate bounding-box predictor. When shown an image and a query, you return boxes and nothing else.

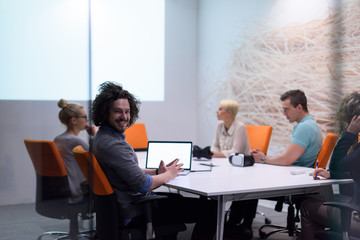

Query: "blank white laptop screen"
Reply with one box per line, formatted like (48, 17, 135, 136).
(145, 141, 193, 174)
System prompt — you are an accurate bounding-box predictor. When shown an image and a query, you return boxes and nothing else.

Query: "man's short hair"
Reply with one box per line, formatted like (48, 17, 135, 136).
(280, 90, 308, 112)
(92, 81, 141, 127)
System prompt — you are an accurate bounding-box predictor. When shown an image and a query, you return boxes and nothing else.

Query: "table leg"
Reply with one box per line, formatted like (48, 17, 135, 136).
(216, 195, 225, 240)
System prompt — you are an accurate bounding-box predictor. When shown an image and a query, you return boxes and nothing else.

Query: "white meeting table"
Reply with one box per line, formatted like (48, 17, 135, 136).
(136, 152, 353, 240)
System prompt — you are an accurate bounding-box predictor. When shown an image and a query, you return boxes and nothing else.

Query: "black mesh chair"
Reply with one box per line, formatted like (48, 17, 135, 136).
(314, 201, 360, 240)
(73, 145, 186, 240)
(314, 178, 360, 240)
(258, 195, 303, 239)
(24, 138, 95, 240)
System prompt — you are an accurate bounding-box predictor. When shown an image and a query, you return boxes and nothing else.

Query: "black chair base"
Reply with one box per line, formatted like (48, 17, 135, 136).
(38, 230, 96, 240)
(258, 224, 300, 239)
(258, 202, 300, 239)
(314, 230, 360, 240)
(37, 211, 96, 240)
(119, 224, 186, 240)
(256, 211, 272, 224)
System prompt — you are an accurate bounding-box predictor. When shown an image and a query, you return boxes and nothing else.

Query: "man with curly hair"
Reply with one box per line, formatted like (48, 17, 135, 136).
(91, 81, 217, 240)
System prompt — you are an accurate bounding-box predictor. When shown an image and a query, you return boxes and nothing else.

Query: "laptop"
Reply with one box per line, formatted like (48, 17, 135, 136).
(145, 141, 193, 175)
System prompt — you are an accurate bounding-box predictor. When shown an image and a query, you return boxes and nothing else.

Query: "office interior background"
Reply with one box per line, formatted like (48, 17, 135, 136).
(1, 0, 360, 210)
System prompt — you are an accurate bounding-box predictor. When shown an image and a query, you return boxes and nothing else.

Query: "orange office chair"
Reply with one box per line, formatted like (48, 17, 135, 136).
(245, 126, 273, 224)
(73, 145, 186, 240)
(246, 125, 273, 154)
(314, 133, 360, 240)
(124, 123, 149, 151)
(24, 138, 94, 240)
(314, 133, 338, 169)
(73, 145, 120, 239)
(258, 133, 339, 239)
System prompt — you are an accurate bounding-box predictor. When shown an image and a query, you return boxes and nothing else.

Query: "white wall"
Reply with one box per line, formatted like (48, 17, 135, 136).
(196, 0, 275, 147)
(0, 0, 198, 206)
(141, 0, 198, 143)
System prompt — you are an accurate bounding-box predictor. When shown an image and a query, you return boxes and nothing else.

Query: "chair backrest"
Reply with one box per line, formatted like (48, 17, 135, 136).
(314, 133, 338, 169)
(24, 138, 70, 219)
(24, 138, 67, 177)
(124, 123, 148, 151)
(246, 125, 273, 154)
(73, 146, 121, 240)
(72, 145, 114, 196)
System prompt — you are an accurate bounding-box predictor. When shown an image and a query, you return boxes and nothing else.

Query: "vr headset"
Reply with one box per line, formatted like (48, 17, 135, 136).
(229, 153, 254, 167)
(193, 145, 213, 159)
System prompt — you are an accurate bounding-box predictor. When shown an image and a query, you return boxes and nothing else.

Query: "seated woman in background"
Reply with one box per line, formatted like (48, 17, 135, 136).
(54, 99, 97, 204)
(298, 92, 360, 240)
(209, 99, 255, 239)
(211, 99, 251, 157)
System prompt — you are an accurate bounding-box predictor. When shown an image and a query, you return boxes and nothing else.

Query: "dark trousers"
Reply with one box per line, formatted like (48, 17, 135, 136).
(129, 193, 217, 240)
(299, 194, 340, 240)
(228, 199, 259, 228)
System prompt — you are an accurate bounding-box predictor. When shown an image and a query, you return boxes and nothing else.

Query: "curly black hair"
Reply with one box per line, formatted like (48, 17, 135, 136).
(91, 81, 141, 127)
(336, 92, 360, 134)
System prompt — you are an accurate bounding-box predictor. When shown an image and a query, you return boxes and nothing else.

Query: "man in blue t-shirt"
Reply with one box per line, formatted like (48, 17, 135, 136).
(251, 89, 322, 167)
(226, 90, 323, 239)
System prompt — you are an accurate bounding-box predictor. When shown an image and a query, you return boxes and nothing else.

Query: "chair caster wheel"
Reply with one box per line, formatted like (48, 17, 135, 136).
(259, 230, 266, 239)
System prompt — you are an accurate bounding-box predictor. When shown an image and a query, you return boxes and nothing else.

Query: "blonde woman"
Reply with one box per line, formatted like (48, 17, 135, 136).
(211, 99, 251, 157)
(54, 99, 97, 203)
(210, 100, 254, 239)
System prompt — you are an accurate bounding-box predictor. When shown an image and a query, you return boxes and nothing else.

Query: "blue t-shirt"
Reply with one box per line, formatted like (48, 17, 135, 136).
(290, 115, 322, 167)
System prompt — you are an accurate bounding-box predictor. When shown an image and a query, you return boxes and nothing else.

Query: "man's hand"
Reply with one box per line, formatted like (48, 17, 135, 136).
(151, 159, 184, 190)
(250, 149, 265, 163)
(158, 159, 183, 175)
(347, 115, 360, 135)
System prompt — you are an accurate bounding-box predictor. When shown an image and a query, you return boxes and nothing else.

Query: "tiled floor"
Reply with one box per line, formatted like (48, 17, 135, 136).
(0, 200, 297, 240)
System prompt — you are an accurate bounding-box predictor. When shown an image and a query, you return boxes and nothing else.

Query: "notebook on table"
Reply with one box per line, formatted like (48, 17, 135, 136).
(145, 141, 193, 175)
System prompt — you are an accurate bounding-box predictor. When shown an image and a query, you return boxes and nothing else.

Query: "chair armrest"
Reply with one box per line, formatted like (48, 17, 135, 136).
(323, 201, 360, 213)
(133, 194, 167, 204)
(323, 201, 360, 233)
(132, 194, 168, 239)
(133, 194, 168, 224)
